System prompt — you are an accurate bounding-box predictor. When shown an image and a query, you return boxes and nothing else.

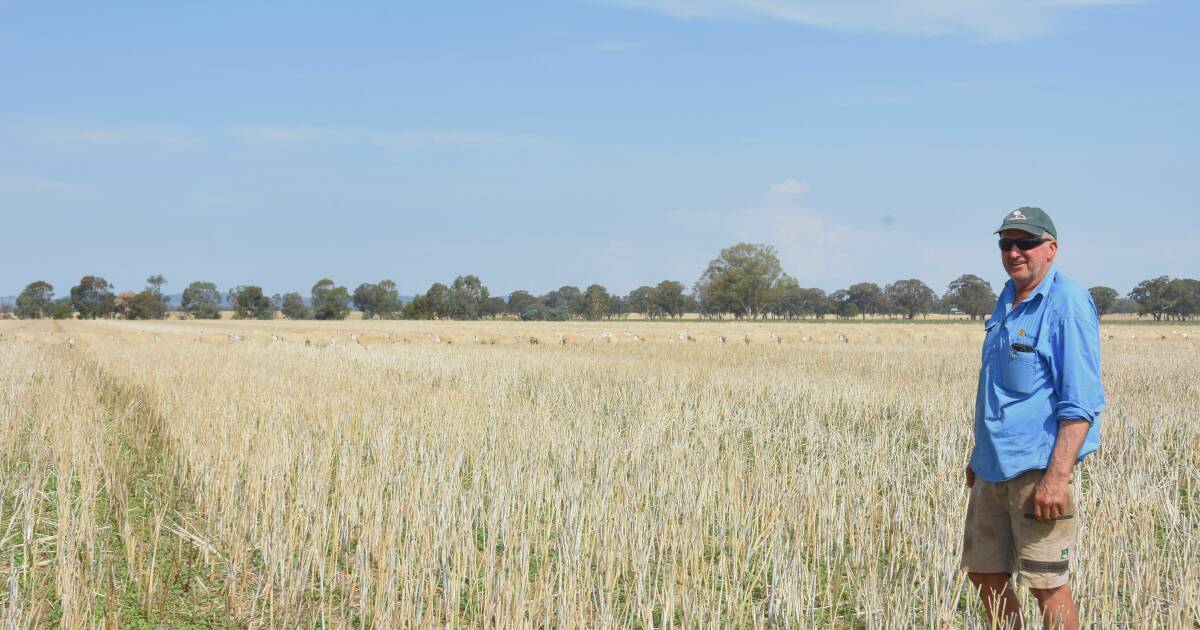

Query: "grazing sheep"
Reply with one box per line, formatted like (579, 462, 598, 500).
(65, 336, 75, 348)
(529, 336, 540, 345)
(228, 334, 243, 343)
(717, 335, 726, 344)
(769, 332, 781, 344)
(800, 335, 809, 343)
(743, 334, 751, 344)
(350, 334, 360, 345)
(305, 339, 312, 347)
(271, 334, 281, 343)
(837, 331, 848, 343)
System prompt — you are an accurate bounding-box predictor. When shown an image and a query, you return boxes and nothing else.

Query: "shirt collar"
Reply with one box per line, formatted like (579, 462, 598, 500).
(1003, 266, 1057, 306)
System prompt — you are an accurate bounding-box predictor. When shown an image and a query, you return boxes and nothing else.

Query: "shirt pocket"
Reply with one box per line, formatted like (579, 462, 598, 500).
(1001, 338, 1042, 394)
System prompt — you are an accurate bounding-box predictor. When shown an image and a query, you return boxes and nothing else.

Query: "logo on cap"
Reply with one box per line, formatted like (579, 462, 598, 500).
(1010, 210, 1027, 220)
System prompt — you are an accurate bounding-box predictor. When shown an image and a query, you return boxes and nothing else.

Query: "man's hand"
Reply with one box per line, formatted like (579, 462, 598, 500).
(1035, 418, 1089, 522)
(1033, 473, 1071, 522)
(965, 465, 976, 488)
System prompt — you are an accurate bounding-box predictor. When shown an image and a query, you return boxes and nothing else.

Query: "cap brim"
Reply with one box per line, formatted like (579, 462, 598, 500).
(994, 223, 1047, 236)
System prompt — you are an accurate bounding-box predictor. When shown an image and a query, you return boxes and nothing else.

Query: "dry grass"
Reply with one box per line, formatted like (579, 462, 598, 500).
(0, 318, 1196, 628)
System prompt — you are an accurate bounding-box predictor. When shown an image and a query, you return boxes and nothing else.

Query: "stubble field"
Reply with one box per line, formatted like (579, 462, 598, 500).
(0, 318, 1196, 628)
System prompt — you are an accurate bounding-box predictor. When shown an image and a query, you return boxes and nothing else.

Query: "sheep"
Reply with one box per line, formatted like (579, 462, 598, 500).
(228, 334, 243, 343)
(350, 334, 360, 345)
(305, 339, 312, 347)
(743, 334, 751, 344)
(837, 331, 848, 343)
(271, 334, 281, 343)
(65, 336, 75, 348)
(717, 335, 726, 344)
(769, 332, 781, 344)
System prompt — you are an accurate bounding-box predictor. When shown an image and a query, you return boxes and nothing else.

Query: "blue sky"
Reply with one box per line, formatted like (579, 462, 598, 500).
(2, 0, 1197, 299)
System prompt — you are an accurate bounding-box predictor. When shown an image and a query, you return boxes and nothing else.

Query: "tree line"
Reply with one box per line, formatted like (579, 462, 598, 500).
(7, 244, 1191, 322)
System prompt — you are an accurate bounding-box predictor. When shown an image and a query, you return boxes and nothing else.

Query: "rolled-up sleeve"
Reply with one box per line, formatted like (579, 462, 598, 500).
(1050, 315, 1106, 423)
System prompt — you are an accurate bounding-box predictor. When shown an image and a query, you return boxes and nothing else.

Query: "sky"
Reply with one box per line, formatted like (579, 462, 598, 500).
(2, 0, 1197, 299)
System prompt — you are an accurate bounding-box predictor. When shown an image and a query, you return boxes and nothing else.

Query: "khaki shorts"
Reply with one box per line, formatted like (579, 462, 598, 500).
(960, 468, 1078, 589)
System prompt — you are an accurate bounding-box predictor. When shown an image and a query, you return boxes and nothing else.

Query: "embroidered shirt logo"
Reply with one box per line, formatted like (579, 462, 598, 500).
(1010, 210, 1027, 220)
(1061, 548, 1070, 559)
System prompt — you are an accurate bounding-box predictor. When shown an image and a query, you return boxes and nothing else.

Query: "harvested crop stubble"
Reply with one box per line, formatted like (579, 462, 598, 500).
(1, 319, 1197, 627)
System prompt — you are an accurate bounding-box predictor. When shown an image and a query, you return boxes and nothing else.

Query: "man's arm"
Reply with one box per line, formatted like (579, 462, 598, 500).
(1033, 419, 1089, 521)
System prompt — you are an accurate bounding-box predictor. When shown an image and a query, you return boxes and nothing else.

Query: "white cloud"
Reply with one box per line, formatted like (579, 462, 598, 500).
(669, 181, 958, 289)
(16, 124, 201, 151)
(769, 178, 810, 195)
(599, 0, 1143, 41)
(230, 126, 543, 149)
(596, 40, 644, 52)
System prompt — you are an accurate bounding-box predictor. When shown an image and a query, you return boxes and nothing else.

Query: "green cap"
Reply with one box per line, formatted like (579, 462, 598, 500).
(995, 206, 1057, 239)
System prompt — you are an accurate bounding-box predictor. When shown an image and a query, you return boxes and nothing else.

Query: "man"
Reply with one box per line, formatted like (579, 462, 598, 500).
(961, 207, 1105, 629)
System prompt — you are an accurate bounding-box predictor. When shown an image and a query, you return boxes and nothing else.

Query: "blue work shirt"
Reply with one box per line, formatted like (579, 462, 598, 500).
(971, 267, 1105, 483)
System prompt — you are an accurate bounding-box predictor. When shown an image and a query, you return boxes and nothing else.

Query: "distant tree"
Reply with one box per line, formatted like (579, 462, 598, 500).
(625, 286, 655, 318)
(448, 275, 489, 320)
(847, 282, 889, 320)
(280, 292, 310, 319)
(506, 291, 540, 319)
(837, 301, 860, 319)
(181, 281, 222, 319)
(16, 281, 55, 319)
(0, 302, 11, 319)
(228, 285, 274, 320)
(48, 298, 74, 319)
(544, 286, 583, 318)
(374, 280, 402, 319)
(118, 290, 168, 320)
(424, 283, 450, 319)
(1088, 286, 1120, 318)
(146, 274, 167, 298)
(543, 305, 570, 321)
(795, 288, 830, 319)
(1164, 278, 1200, 321)
(70, 276, 117, 319)
(135, 275, 169, 318)
(944, 275, 996, 320)
(1128, 276, 1171, 321)
(765, 275, 804, 318)
(582, 284, 613, 320)
(886, 279, 937, 320)
(353, 282, 379, 318)
(311, 279, 351, 320)
(1111, 297, 1139, 315)
(652, 280, 689, 319)
(695, 243, 784, 318)
(402, 294, 436, 320)
(482, 296, 507, 319)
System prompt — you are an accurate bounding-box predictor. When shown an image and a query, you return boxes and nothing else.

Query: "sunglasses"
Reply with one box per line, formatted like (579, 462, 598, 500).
(998, 237, 1047, 251)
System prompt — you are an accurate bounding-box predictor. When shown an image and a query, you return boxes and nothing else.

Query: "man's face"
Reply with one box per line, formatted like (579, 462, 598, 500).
(1000, 228, 1057, 286)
